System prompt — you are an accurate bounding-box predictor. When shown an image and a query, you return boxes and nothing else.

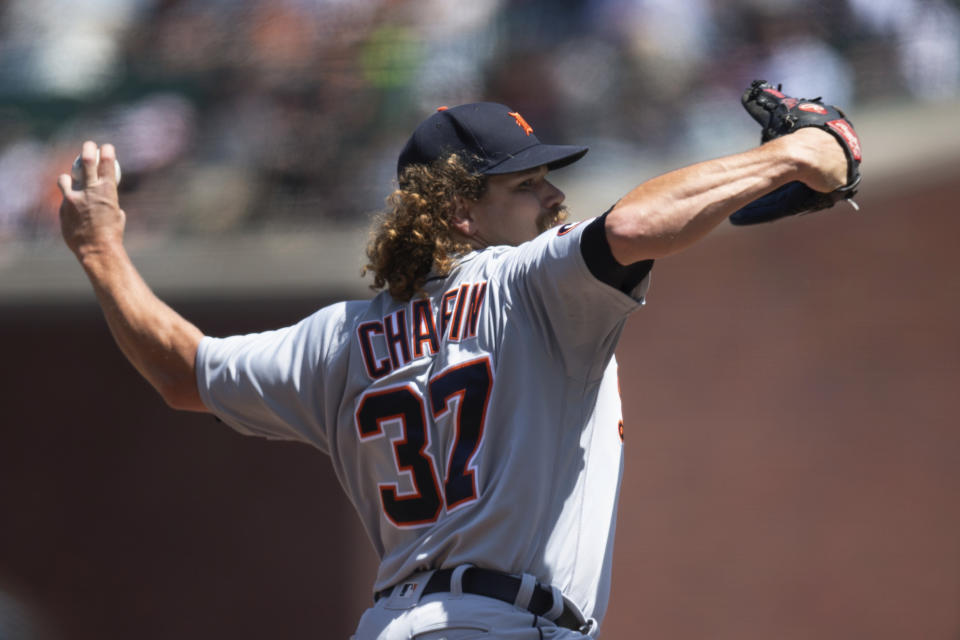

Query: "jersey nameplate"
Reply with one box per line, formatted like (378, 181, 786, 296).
(357, 281, 488, 380)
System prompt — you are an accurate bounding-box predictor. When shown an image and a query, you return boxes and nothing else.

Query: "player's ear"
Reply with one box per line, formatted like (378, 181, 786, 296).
(449, 196, 477, 237)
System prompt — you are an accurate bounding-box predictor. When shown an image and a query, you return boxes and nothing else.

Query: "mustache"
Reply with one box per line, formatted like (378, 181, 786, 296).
(537, 204, 569, 233)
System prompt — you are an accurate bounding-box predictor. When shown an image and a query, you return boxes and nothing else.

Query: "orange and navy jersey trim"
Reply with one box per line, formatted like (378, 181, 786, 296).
(556, 220, 584, 237)
(354, 382, 444, 528)
(357, 321, 390, 379)
(411, 298, 440, 358)
(357, 280, 490, 381)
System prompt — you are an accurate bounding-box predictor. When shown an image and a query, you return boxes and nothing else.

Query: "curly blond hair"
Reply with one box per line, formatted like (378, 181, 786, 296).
(365, 154, 487, 301)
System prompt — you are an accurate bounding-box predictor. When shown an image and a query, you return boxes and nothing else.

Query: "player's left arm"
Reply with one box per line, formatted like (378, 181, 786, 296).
(58, 141, 208, 413)
(579, 209, 653, 295)
(604, 127, 847, 264)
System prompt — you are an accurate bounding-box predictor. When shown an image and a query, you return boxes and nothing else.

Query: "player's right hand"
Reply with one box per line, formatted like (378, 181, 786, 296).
(57, 141, 126, 259)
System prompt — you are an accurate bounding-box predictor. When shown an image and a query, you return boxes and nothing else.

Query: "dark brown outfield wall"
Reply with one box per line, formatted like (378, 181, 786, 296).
(1, 174, 958, 639)
(606, 175, 960, 639)
(0, 297, 378, 640)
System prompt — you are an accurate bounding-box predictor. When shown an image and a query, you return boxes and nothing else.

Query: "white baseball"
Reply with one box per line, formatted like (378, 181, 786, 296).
(71, 150, 122, 187)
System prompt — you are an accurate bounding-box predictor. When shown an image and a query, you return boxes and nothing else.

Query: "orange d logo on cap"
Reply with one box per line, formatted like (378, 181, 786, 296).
(508, 111, 533, 136)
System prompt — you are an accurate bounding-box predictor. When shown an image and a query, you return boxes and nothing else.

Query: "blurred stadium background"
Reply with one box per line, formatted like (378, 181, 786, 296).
(1, 0, 959, 639)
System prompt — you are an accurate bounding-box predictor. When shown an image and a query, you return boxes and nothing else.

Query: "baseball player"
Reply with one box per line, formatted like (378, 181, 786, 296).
(57, 87, 859, 638)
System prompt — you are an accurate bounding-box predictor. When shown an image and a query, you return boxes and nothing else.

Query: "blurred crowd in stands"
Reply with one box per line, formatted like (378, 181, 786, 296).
(0, 0, 958, 243)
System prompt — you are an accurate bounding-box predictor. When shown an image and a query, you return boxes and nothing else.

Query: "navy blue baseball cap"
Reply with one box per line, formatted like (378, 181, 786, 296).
(397, 102, 588, 177)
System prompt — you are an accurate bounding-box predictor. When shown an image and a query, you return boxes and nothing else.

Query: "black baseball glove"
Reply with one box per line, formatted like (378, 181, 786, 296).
(729, 80, 862, 226)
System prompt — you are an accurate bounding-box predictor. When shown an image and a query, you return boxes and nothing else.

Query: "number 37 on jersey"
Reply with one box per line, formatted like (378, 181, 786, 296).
(354, 356, 493, 528)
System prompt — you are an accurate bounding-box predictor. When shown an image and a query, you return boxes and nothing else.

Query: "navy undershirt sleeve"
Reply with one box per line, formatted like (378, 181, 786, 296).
(580, 209, 654, 294)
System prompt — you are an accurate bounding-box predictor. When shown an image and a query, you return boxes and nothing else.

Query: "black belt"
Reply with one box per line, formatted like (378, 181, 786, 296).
(376, 567, 583, 632)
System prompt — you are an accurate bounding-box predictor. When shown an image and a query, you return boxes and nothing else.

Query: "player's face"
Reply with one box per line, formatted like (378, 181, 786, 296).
(458, 166, 566, 247)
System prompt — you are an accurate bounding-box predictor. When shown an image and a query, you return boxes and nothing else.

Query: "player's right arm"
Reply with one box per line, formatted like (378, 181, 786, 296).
(604, 128, 847, 264)
(58, 141, 207, 413)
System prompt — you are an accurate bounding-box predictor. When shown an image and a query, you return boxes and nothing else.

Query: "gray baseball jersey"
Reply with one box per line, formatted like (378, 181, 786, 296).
(195, 217, 650, 625)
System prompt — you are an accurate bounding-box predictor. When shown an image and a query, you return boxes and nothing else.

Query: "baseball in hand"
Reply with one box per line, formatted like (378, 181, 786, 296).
(71, 149, 122, 188)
